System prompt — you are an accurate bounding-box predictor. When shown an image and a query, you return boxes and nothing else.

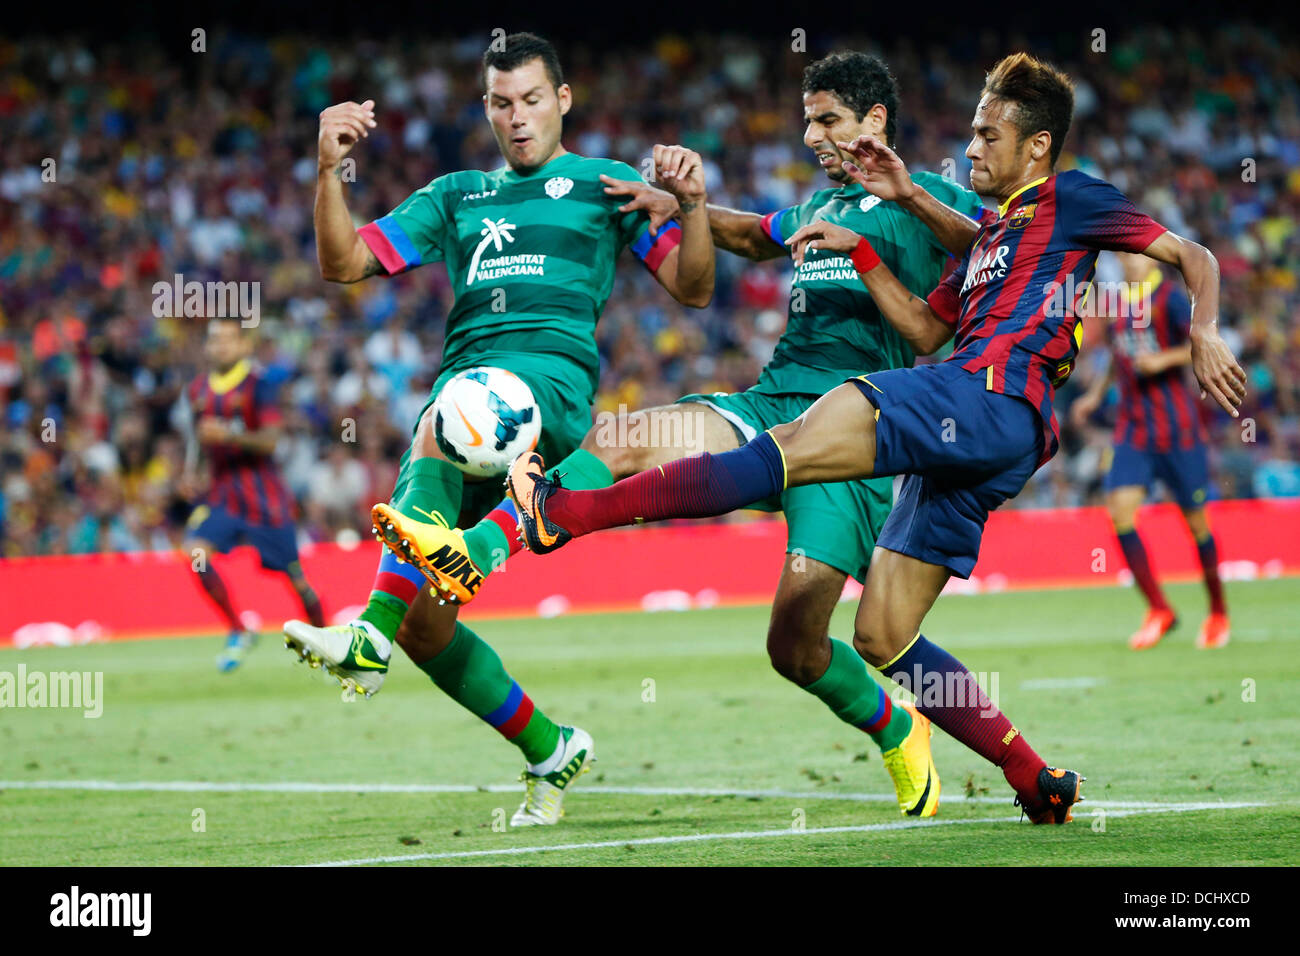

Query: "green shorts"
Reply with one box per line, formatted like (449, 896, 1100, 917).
(407, 350, 594, 526)
(675, 388, 894, 583)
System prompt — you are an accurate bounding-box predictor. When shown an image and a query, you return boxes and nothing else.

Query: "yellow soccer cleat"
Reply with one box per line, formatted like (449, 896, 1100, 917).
(879, 703, 941, 817)
(370, 503, 484, 605)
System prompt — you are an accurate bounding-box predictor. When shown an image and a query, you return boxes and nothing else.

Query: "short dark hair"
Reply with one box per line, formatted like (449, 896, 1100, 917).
(481, 32, 564, 90)
(801, 52, 899, 146)
(982, 53, 1074, 166)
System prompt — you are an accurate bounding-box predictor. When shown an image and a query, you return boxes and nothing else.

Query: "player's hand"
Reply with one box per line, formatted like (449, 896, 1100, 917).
(600, 175, 680, 232)
(318, 100, 377, 172)
(651, 145, 707, 206)
(176, 471, 200, 499)
(1133, 352, 1164, 376)
(784, 221, 862, 267)
(1190, 325, 1247, 417)
(836, 135, 916, 202)
(197, 417, 230, 446)
(1069, 394, 1100, 429)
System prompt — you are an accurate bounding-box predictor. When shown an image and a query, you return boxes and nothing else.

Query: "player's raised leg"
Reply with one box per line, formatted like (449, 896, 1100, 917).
(766, 554, 938, 816)
(1107, 484, 1177, 650)
(509, 382, 878, 551)
(284, 405, 465, 696)
(853, 547, 1081, 824)
(379, 402, 740, 601)
(1183, 505, 1229, 648)
(394, 587, 593, 826)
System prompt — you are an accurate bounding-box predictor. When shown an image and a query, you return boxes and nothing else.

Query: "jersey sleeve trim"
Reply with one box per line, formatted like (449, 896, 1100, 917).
(1124, 221, 1169, 254)
(927, 257, 967, 326)
(631, 220, 681, 274)
(927, 284, 962, 326)
(358, 216, 422, 275)
(759, 208, 792, 247)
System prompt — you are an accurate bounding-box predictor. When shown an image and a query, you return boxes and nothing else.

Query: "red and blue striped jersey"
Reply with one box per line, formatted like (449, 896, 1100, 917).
(187, 359, 295, 526)
(1109, 269, 1207, 452)
(926, 170, 1168, 465)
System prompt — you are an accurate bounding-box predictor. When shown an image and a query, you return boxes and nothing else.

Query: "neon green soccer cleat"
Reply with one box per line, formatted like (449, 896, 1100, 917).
(510, 726, 596, 827)
(283, 620, 389, 699)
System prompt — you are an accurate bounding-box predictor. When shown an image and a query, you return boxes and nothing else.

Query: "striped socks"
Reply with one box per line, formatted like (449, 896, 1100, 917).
(462, 448, 615, 574)
(881, 634, 1045, 801)
(1196, 532, 1227, 615)
(1117, 528, 1170, 612)
(358, 456, 463, 641)
(547, 431, 786, 538)
(419, 622, 560, 764)
(803, 638, 912, 751)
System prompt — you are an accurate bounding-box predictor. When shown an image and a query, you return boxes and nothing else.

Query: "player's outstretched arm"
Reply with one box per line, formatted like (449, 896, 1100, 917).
(1141, 230, 1246, 416)
(706, 206, 788, 261)
(838, 135, 982, 257)
(601, 175, 784, 262)
(785, 222, 954, 355)
(1134, 344, 1192, 377)
(644, 145, 714, 307)
(315, 99, 382, 283)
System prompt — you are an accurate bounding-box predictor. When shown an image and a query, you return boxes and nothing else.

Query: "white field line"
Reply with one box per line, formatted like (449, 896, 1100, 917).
(0, 779, 1267, 812)
(309, 803, 1267, 867)
(1019, 677, 1106, 690)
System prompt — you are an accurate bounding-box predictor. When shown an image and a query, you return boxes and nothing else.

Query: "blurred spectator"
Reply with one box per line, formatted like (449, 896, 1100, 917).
(2, 25, 1299, 556)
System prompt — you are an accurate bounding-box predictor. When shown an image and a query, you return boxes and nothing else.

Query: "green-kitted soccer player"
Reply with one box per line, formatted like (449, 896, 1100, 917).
(379, 52, 989, 818)
(284, 32, 714, 826)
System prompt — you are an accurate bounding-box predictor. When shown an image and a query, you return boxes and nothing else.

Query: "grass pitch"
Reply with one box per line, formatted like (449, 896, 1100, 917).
(1, 579, 1297, 866)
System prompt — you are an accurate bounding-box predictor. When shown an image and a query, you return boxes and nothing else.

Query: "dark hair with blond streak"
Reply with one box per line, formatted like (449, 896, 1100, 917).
(982, 53, 1075, 166)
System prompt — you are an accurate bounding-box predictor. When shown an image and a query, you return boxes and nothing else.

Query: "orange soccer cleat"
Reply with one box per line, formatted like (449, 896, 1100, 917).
(1196, 612, 1231, 650)
(1128, 606, 1177, 651)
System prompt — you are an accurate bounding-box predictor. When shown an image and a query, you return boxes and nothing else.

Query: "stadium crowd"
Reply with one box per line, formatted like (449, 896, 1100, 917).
(2, 25, 1299, 557)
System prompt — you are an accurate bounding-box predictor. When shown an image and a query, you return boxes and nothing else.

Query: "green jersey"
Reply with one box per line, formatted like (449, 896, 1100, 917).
(358, 151, 680, 391)
(753, 171, 988, 395)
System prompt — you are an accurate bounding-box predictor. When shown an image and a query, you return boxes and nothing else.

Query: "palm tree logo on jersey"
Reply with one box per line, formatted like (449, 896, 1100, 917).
(467, 217, 516, 285)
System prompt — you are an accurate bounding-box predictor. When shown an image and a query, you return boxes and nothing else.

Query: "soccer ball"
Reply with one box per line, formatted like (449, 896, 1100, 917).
(432, 367, 542, 477)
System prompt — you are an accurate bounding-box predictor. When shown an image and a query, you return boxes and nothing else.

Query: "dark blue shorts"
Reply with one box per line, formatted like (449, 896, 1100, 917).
(850, 362, 1043, 578)
(1104, 440, 1210, 510)
(186, 504, 301, 572)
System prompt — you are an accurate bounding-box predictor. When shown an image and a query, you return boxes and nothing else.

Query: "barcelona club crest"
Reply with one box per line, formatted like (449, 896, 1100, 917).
(1008, 203, 1037, 229)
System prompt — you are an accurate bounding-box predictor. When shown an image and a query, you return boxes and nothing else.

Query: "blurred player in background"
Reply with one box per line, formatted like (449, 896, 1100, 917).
(177, 316, 324, 671)
(283, 32, 714, 825)
(382, 51, 989, 818)
(1071, 252, 1229, 650)
(505, 53, 1247, 823)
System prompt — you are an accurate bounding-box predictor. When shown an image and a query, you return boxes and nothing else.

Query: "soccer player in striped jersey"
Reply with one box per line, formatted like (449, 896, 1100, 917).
(282, 32, 713, 825)
(506, 53, 1247, 823)
(179, 316, 324, 671)
(1070, 252, 1228, 650)
(379, 51, 991, 818)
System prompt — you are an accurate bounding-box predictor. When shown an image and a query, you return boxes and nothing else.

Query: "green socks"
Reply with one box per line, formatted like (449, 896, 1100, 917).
(803, 638, 913, 751)
(419, 622, 561, 764)
(462, 447, 614, 574)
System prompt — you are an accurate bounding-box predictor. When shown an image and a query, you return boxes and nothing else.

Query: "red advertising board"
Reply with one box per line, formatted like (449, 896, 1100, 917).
(3, 499, 1298, 645)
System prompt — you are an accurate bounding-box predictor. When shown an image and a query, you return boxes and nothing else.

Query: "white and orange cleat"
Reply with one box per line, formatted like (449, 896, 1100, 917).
(1128, 607, 1177, 650)
(1196, 612, 1231, 649)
